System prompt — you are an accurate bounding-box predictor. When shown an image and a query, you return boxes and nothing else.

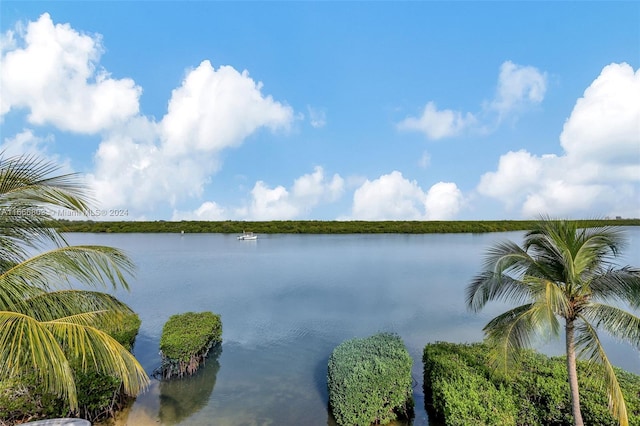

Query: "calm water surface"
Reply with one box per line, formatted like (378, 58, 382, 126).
(64, 230, 640, 426)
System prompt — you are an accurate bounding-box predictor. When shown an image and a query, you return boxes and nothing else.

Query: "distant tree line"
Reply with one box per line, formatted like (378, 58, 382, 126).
(53, 219, 640, 234)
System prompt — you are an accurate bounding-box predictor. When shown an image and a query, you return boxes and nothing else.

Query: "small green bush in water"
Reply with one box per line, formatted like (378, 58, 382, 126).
(159, 311, 222, 379)
(327, 332, 414, 426)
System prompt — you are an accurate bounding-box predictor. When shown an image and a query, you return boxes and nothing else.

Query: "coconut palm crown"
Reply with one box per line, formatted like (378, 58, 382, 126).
(466, 217, 640, 426)
(0, 153, 149, 412)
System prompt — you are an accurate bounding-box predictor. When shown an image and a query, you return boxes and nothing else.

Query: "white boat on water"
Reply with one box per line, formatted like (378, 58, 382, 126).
(237, 231, 257, 240)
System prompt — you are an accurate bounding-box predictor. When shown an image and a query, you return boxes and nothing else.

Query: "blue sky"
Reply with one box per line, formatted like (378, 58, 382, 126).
(1, 1, 639, 221)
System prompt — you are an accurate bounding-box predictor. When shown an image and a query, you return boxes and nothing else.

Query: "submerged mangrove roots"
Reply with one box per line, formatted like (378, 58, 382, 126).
(153, 311, 223, 380)
(154, 340, 219, 380)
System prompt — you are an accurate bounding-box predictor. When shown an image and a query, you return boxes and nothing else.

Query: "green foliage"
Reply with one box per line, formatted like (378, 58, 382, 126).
(327, 333, 414, 426)
(54, 219, 640, 234)
(159, 311, 222, 379)
(160, 311, 222, 361)
(423, 342, 640, 426)
(71, 368, 122, 419)
(0, 312, 141, 424)
(423, 342, 517, 426)
(105, 312, 142, 351)
(0, 375, 63, 422)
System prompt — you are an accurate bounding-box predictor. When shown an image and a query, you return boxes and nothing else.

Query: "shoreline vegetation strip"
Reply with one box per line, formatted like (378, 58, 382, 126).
(53, 219, 640, 234)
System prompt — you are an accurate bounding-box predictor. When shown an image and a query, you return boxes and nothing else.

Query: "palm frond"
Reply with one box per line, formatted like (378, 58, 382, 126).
(524, 218, 570, 265)
(575, 319, 629, 426)
(483, 240, 532, 275)
(466, 271, 532, 312)
(466, 241, 534, 312)
(0, 153, 91, 211)
(578, 225, 627, 261)
(0, 276, 46, 312)
(526, 219, 588, 294)
(581, 303, 640, 349)
(0, 202, 63, 248)
(0, 245, 135, 296)
(0, 235, 35, 269)
(20, 290, 135, 326)
(526, 276, 567, 333)
(0, 153, 94, 251)
(45, 320, 149, 396)
(0, 311, 77, 409)
(0, 153, 147, 416)
(590, 267, 640, 308)
(483, 303, 538, 373)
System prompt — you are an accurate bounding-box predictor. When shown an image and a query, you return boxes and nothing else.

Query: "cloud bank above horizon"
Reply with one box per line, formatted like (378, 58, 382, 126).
(1, 12, 638, 221)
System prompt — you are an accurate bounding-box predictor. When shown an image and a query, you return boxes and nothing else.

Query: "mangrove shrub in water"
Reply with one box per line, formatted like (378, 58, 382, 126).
(327, 332, 414, 426)
(158, 311, 222, 379)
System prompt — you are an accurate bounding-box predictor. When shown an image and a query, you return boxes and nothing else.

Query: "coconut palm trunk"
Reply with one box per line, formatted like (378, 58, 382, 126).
(566, 319, 584, 426)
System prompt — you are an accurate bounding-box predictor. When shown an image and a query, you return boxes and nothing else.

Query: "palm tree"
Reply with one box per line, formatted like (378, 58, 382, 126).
(0, 153, 149, 413)
(466, 217, 640, 426)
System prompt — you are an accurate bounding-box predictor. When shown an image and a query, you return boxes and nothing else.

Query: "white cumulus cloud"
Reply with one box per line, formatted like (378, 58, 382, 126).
(0, 129, 76, 177)
(560, 62, 640, 164)
(292, 166, 344, 203)
(478, 62, 639, 219)
(172, 201, 227, 221)
(173, 166, 345, 221)
(0, 13, 141, 133)
(522, 182, 610, 218)
(425, 182, 464, 220)
(161, 60, 293, 156)
(398, 61, 547, 140)
(248, 181, 299, 221)
(349, 171, 463, 220)
(490, 60, 547, 119)
(477, 150, 546, 210)
(1, 129, 52, 157)
(397, 102, 477, 140)
(246, 166, 344, 220)
(2, 14, 297, 217)
(0, 29, 16, 52)
(89, 59, 295, 210)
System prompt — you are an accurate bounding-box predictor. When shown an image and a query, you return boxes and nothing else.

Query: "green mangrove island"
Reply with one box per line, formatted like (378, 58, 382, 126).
(55, 218, 640, 234)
